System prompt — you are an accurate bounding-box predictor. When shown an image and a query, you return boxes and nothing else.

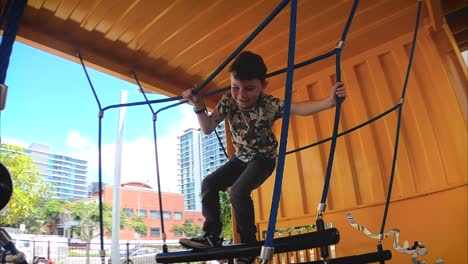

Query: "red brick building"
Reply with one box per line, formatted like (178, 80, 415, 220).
(100, 182, 204, 241)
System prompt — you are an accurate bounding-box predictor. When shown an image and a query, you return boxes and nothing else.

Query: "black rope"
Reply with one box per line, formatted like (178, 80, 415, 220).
(100, 0, 289, 112)
(178, 96, 401, 180)
(214, 128, 229, 159)
(0, 0, 26, 84)
(131, 71, 168, 253)
(77, 51, 103, 111)
(0, 0, 26, 145)
(263, 0, 297, 251)
(315, 1, 360, 260)
(378, 0, 423, 244)
(103, 50, 337, 112)
(97, 110, 105, 262)
(319, 0, 360, 208)
(286, 104, 401, 154)
(191, 0, 289, 95)
(76, 51, 106, 262)
(149, 48, 336, 164)
(0, 0, 13, 30)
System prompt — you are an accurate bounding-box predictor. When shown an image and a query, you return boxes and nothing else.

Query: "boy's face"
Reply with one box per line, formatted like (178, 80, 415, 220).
(230, 73, 267, 110)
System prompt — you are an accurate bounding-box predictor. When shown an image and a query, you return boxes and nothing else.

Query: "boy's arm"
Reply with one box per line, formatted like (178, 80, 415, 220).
(182, 88, 219, 134)
(291, 82, 346, 116)
(195, 110, 220, 135)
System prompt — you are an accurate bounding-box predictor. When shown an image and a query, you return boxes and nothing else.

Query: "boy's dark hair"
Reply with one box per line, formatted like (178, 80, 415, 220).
(229, 51, 267, 83)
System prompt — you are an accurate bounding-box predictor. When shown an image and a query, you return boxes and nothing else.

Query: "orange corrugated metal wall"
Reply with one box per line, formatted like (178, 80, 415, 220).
(252, 22, 467, 263)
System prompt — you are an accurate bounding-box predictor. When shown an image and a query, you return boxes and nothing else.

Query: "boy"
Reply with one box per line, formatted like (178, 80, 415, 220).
(180, 51, 346, 253)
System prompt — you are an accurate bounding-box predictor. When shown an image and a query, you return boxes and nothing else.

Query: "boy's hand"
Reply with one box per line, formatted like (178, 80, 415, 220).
(182, 87, 203, 106)
(330, 82, 346, 106)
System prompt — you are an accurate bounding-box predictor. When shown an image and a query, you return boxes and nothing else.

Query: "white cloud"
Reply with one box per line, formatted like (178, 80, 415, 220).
(118, 136, 179, 193)
(2, 138, 28, 148)
(174, 106, 200, 131)
(66, 131, 95, 150)
(71, 106, 205, 194)
(73, 135, 180, 193)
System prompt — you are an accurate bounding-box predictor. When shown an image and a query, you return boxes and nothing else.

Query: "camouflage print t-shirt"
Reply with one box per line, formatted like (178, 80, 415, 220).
(212, 92, 284, 162)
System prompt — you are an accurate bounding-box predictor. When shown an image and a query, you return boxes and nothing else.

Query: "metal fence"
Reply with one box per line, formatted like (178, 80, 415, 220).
(12, 239, 185, 264)
(10, 224, 332, 264)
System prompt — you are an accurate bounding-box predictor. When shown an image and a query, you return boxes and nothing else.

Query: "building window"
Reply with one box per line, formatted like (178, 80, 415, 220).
(174, 212, 182, 220)
(138, 209, 147, 218)
(150, 228, 160, 237)
(163, 211, 171, 220)
(174, 230, 182, 237)
(150, 210, 160, 219)
(124, 208, 133, 217)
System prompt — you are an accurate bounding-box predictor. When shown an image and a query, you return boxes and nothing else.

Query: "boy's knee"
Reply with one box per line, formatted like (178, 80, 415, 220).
(201, 177, 213, 191)
(229, 186, 249, 203)
(201, 177, 223, 195)
(228, 193, 239, 208)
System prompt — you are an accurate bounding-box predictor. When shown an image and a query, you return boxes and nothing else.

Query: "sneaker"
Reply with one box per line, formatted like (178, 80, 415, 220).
(234, 257, 256, 264)
(179, 235, 222, 249)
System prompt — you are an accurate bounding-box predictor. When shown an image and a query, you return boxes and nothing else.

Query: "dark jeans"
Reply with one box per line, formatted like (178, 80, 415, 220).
(201, 155, 276, 243)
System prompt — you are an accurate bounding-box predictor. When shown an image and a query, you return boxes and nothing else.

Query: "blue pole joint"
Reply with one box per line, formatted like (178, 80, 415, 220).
(260, 246, 275, 263)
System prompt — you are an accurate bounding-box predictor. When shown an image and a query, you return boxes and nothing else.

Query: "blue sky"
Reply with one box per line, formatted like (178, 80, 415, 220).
(1, 41, 200, 192)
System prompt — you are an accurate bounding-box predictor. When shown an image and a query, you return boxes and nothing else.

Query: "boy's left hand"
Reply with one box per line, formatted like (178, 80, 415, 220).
(331, 82, 346, 104)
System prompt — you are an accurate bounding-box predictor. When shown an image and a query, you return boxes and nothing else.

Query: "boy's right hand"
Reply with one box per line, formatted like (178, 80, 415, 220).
(182, 87, 202, 106)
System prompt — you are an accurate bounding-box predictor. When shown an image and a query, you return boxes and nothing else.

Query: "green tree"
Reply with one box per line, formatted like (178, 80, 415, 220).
(179, 191, 232, 239)
(68, 201, 106, 243)
(68, 201, 147, 264)
(129, 215, 148, 235)
(172, 219, 202, 237)
(68, 201, 106, 264)
(21, 212, 47, 234)
(0, 144, 50, 226)
(18, 198, 70, 234)
(41, 199, 70, 234)
(220, 191, 233, 240)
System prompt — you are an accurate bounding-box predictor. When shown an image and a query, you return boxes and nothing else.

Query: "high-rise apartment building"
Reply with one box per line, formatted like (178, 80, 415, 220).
(177, 123, 228, 211)
(177, 128, 202, 211)
(25, 143, 89, 200)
